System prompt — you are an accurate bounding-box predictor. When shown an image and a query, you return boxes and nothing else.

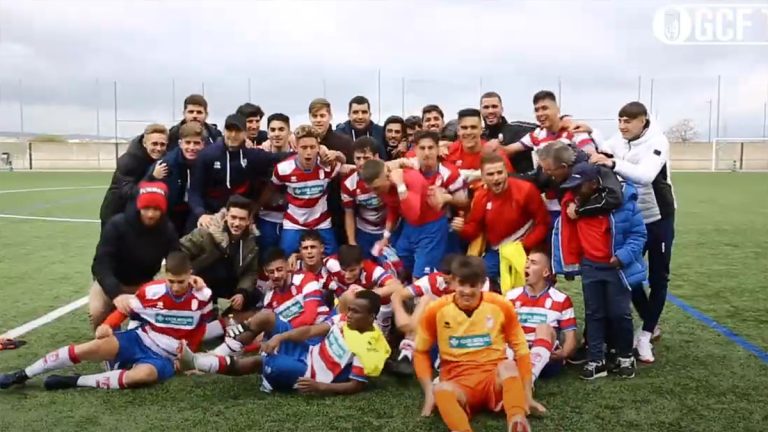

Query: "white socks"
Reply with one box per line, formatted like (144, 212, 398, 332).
(25, 345, 79, 378)
(77, 370, 126, 389)
(212, 337, 243, 356)
(398, 339, 415, 361)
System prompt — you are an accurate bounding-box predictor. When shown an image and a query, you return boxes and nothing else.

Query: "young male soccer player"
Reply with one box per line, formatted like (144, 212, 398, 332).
(273, 125, 346, 256)
(446, 108, 512, 189)
(506, 248, 578, 384)
(212, 248, 327, 356)
(178, 290, 389, 396)
(414, 256, 533, 431)
(0, 252, 211, 391)
(341, 137, 388, 258)
(451, 153, 550, 289)
(257, 113, 292, 257)
(325, 245, 403, 334)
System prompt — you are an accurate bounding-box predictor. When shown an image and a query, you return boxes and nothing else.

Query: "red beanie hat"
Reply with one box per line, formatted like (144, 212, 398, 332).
(136, 181, 168, 214)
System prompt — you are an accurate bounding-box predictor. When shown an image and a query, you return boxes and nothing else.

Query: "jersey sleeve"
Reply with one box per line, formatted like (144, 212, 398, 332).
(408, 274, 431, 298)
(340, 174, 356, 209)
(271, 164, 285, 186)
(349, 355, 368, 383)
(369, 262, 394, 287)
(444, 165, 466, 194)
(558, 296, 578, 332)
(518, 131, 535, 149)
(572, 132, 596, 152)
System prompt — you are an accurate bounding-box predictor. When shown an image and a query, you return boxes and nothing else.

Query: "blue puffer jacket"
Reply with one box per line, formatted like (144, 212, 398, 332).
(551, 182, 647, 288)
(335, 120, 388, 160)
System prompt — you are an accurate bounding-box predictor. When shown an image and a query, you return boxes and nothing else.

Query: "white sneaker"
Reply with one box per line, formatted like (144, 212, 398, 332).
(636, 332, 655, 363)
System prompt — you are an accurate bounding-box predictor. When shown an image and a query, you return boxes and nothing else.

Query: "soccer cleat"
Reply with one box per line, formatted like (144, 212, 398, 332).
(0, 370, 29, 389)
(617, 356, 636, 379)
(580, 360, 607, 380)
(567, 345, 588, 365)
(43, 374, 80, 390)
(508, 414, 531, 432)
(636, 333, 655, 363)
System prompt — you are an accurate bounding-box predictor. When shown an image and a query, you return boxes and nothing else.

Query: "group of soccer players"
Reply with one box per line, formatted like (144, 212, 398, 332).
(1, 88, 676, 432)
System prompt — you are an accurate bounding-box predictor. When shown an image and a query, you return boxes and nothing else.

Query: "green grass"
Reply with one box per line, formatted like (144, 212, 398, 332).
(0, 171, 767, 432)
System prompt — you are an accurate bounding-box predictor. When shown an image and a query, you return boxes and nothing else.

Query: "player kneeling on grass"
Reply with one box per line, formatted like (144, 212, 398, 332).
(0, 251, 211, 391)
(414, 256, 534, 432)
(178, 290, 390, 395)
(505, 248, 578, 388)
(211, 247, 328, 356)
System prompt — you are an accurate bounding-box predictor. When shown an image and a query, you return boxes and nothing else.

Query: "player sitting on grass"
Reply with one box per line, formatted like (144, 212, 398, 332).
(178, 290, 390, 395)
(0, 251, 211, 391)
(505, 248, 578, 388)
(389, 254, 490, 375)
(325, 245, 404, 335)
(414, 256, 534, 432)
(212, 248, 327, 356)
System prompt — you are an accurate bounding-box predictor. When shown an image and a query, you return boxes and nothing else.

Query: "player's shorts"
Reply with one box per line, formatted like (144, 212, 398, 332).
(113, 329, 176, 382)
(441, 363, 503, 416)
(262, 317, 310, 392)
(257, 218, 282, 261)
(356, 228, 382, 260)
(395, 218, 448, 279)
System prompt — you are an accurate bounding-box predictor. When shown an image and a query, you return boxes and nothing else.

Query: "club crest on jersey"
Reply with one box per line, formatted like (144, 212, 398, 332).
(156, 301, 164, 309)
(515, 301, 522, 309)
(545, 298, 553, 309)
(213, 161, 221, 169)
(290, 176, 297, 182)
(485, 315, 494, 329)
(191, 299, 199, 310)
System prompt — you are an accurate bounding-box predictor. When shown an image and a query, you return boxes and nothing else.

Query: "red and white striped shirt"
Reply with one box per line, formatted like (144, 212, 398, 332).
(324, 257, 394, 299)
(408, 271, 490, 299)
(127, 281, 213, 358)
(519, 128, 595, 152)
(272, 156, 341, 230)
(341, 170, 386, 234)
(505, 285, 577, 343)
(305, 314, 367, 384)
(296, 258, 338, 294)
(420, 161, 465, 196)
(261, 271, 328, 327)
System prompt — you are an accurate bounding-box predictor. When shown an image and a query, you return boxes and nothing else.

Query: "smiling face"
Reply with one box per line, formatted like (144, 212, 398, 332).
(385, 123, 404, 146)
(423, 110, 444, 132)
(264, 258, 289, 288)
(341, 263, 363, 285)
(458, 116, 482, 150)
(534, 98, 560, 131)
(538, 158, 571, 184)
(481, 161, 508, 194)
(224, 128, 245, 150)
(143, 133, 168, 160)
(453, 277, 483, 311)
(246, 116, 262, 139)
(349, 103, 371, 130)
(619, 116, 646, 140)
(480, 96, 503, 126)
(180, 136, 203, 161)
(268, 120, 291, 149)
(226, 207, 250, 237)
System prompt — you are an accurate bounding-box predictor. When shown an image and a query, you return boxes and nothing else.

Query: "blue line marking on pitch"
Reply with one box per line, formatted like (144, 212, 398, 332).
(668, 293, 768, 364)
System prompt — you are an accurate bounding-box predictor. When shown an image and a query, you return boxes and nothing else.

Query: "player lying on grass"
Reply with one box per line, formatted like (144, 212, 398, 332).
(414, 256, 534, 432)
(211, 247, 328, 356)
(178, 290, 390, 395)
(505, 248, 578, 388)
(0, 251, 211, 391)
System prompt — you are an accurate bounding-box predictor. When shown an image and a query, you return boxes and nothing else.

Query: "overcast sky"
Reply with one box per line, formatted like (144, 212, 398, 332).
(0, 0, 767, 139)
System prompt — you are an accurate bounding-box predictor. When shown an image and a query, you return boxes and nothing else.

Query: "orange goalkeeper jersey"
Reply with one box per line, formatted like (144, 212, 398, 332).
(414, 292, 532, 384)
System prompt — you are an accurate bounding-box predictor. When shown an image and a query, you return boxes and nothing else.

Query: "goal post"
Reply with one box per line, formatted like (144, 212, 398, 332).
(711, 138, 768, 172)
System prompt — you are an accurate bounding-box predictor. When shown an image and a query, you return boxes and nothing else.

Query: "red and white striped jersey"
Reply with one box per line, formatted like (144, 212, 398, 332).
(324, 257, 394, 299)
(505, 285, 577, 343)
(128, 280, 213, 358)
(519, 128, 595, 152)
(408, 271, 490, 299)
(341, 170, 386, 234)
(296, 258, 338, 294)
(305, 314, 367, 384)
(262, 271, 329, 326)
(420, 161, 466, 195)
(272, 156, 341, 230)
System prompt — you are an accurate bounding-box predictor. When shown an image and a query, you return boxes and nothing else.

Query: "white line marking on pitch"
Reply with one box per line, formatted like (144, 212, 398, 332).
(1, 296, 89, 339)
(0, 185, 103, 194)
(0, 214, 99, 223)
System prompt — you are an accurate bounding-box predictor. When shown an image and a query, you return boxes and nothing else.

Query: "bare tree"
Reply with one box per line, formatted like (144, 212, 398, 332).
(665, 119, 698, 142)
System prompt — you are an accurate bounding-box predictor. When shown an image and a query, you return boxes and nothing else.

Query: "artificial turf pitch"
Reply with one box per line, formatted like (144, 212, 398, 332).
(0, 171, 766, 431)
